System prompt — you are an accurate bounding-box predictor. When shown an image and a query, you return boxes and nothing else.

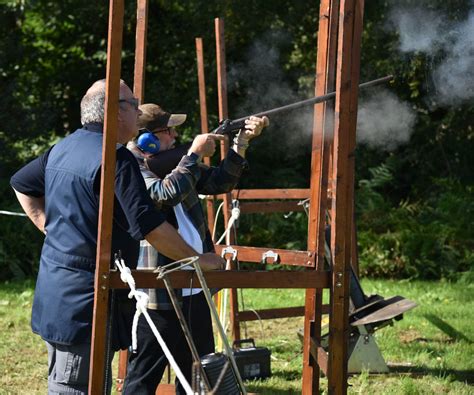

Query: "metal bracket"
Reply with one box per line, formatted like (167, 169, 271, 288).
(262, 250, 280, 264)
(221, 246, 238, 261)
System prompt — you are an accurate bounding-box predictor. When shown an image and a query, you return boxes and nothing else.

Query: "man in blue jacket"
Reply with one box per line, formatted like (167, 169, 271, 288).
(10, 79, 224, 394)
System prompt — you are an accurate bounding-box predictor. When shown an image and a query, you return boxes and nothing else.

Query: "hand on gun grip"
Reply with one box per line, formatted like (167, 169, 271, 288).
(189, 134, 226, 158)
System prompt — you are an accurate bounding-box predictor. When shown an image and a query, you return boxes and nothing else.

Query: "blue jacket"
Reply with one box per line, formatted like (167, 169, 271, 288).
(30, 125, 164, 346)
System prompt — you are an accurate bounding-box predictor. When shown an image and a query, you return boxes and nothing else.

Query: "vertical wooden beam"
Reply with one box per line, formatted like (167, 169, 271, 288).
(89, 0, 124, 393)
(116, 1, 150, 390)
(133, 0, 149, 103)
(327, 0, 358, 393)
(302, 0, 339, 393)
(347, 0, 365, 278)
(214, 17, 241, 341)
(196, 37, 216, 233)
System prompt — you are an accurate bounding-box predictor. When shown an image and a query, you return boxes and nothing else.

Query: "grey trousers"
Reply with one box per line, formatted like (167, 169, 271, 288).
(46, 341, 112, 395)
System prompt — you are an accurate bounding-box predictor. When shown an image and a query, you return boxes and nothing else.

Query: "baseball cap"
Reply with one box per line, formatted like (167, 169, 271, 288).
(137, 103, 187, 131)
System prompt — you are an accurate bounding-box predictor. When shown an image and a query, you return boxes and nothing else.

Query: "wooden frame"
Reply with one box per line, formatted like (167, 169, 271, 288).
(89, 1, 365, 394)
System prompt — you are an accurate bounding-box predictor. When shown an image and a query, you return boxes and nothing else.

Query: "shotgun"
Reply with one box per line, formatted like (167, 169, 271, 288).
(146, 75, 393, 178)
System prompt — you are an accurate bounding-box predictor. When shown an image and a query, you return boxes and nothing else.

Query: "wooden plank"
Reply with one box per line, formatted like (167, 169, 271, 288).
(214, 17, 241, 341)
(215, 188, 310, 200)
(195, 37, 216, 235)
(214, 245, 315, 267)
(109, 270, 331, 289)
(238, 306, 305, 321)
(347, 0, 365, 278)
(89, 0, 124, 393)
(156, 384, 175, 395)
(116, 1, 150, 387)
(327, 0, 358, 392)
(133, 0, 149, 102)
(303, 0, 338, 393)
(239, 200, 305, 214)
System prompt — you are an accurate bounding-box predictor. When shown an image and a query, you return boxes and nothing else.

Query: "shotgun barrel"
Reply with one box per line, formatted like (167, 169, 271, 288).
(212, 75, 393, 135)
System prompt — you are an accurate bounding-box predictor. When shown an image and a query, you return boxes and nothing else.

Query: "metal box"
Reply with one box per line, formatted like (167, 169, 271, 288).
(232, 339, 271, 380)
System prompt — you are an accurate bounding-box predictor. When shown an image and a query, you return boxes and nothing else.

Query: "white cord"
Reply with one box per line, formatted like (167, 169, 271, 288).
(215, 206, 240, 245)
(115, 258, 194, 395)
(0, 210, 27, 216)
(212, 201, 225, 241)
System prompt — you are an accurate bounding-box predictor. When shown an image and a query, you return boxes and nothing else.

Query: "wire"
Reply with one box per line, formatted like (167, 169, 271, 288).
(0, 210, 27, 216)
(212, 201, 225, 241)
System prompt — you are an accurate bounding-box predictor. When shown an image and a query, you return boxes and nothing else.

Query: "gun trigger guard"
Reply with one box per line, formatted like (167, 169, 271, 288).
(262, 250, 279, 264)
(221, 246, 237, 261)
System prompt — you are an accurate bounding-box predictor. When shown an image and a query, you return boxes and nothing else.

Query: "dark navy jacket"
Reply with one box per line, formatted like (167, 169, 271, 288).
(12, 124, 165, 347)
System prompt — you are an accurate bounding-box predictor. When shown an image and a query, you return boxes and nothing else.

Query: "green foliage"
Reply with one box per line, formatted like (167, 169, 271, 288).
(0, 1, 473, 280)
(357, 163, 474, 280)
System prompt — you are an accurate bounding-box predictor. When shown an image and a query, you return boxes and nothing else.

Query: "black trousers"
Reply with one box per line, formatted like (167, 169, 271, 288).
(122, 292, 215, 395)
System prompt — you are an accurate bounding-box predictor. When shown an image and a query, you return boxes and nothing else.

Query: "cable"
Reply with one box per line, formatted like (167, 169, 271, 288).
(0, 210, 27, 216)
(212, 201, 225, 241)
(215, 204, 240, 245)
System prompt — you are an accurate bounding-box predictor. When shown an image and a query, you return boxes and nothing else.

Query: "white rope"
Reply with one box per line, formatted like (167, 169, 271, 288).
(115, 258, 194, 395)
(215, 205, 240, 245)
(211, 201, 225, 241)
(0, 210, 27, 216)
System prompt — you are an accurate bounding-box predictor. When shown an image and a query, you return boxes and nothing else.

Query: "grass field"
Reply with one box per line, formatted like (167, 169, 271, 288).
(0, 279, 472, 394)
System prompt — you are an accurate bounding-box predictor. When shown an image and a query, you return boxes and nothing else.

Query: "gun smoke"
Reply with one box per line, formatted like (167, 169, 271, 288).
(357, 90, 416, 150)
(228, 31, 314, 156)
(387, 3, 474, 105)
(229, 32, 417, 152)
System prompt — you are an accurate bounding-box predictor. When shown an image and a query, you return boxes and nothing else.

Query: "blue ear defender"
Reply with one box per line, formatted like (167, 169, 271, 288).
(137, 131, 161, 154)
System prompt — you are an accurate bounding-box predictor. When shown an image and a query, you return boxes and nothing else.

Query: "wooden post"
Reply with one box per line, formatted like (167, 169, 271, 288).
(302, 0, 339, 393)
(88, 0, 124, 393)
(214, 17, 241, 341)
(347, 0, 365, 278)
(133, 0, 149, 103)
(116, 1, 150, 391)
(327, 0, 360, 392)
(196, 37, 217, 234)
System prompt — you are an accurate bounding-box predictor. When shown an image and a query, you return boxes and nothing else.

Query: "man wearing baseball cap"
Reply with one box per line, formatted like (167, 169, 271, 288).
(123, 104, 268, 394)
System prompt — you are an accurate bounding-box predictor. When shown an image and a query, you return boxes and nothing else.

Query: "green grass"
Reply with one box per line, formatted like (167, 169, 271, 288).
(0, 279, 473, 394)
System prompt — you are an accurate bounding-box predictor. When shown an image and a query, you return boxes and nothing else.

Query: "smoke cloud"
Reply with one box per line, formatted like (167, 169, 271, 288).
(357, 90, 416, 150)
(387, 5, 474, 105)
(228, 32, 314, 155)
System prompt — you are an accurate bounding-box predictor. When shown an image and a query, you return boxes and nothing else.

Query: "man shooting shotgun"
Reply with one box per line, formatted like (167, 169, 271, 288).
(145, 74, 392, 178)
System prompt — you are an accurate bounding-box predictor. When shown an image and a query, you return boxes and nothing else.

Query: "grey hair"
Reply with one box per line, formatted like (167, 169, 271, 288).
(80, 79, 106, 125)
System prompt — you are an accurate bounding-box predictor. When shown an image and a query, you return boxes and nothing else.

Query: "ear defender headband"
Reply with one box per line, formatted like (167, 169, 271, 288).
(137, 130, 161, 154)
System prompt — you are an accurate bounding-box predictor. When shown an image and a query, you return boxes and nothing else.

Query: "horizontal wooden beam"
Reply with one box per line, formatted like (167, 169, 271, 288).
(214, 189, 310, 200)
(239, 201, 306, 214)
(109, 270, 330, 289)
(238, 306, 305, 321)
(214, 245, 315, 267)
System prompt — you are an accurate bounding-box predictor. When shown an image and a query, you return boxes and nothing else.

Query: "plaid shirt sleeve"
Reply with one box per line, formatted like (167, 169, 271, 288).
(195, 149, 248, 195)
(146, 154, 202, 208)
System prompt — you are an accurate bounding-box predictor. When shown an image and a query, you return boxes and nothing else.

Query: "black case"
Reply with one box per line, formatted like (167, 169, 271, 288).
(232, 338, 271, 380)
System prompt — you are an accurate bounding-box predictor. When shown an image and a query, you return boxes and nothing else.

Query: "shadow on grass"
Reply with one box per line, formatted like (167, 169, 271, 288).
(245, 387, 300, 395)
(388, 365, 474, 384)
(245, 370, 305, 395)
(424, 314, 472, 343)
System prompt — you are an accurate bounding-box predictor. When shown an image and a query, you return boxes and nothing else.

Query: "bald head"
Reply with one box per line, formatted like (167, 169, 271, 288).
(80, 79, 132, 125)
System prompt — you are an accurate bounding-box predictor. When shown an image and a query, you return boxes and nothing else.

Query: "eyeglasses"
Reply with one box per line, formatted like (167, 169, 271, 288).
(153, 127, 176, 135)
(119, 97, 139, 111)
